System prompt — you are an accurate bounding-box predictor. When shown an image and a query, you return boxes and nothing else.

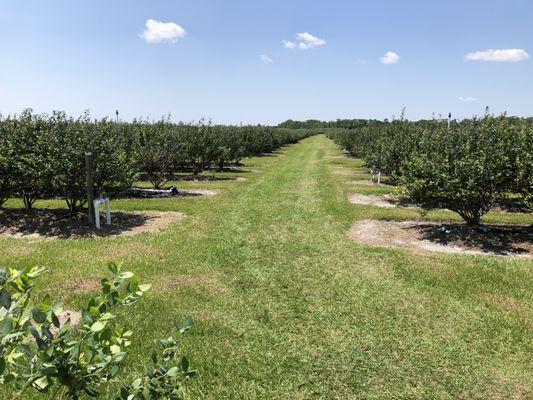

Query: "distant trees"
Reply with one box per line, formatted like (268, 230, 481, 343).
(0, 110, 312, 211)
(328, 114, 532, 225)
(278, 118, 381, 130)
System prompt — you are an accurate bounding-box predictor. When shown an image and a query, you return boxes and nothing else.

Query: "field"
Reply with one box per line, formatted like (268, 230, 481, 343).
(1, 135, 531, 399)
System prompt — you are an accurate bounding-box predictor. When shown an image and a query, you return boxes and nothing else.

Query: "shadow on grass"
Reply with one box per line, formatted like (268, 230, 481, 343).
(414, 223, 533, 256)
(138, 169, 252, 183)
(493, 198, 532, 214)
(124, 187, 217, 199)
(0, 209, 152, 239)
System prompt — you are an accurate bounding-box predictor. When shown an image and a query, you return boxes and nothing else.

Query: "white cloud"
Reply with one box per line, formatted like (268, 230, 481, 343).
(283, 32, 326, 50)
(283, 40, 297, 49)
(465, 48, 529, 62)
(379, 51, 400, 64)
(458, 96, 478, 102)
(260, 54, 273, 64)
(140, 19, 186, 44)
(296, 32, 326, 48)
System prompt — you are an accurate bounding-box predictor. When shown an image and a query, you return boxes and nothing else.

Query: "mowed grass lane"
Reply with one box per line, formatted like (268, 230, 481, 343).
(1, 135, 531, 399)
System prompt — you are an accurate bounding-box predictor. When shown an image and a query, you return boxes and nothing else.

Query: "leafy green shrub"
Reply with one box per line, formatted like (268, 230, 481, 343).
(133, 118, 185, 189)
(329, 114, 532, 225)
(0, 264, 194, 399)
(402, 116, 522, 225)
(0, 110, 312, 206)
(0, 110, 54, 209)
(47, 112, 136, 212)
(509, 119, 533, 207)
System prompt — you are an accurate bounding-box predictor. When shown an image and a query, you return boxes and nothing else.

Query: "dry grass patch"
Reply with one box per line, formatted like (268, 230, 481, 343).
(48, 276, 102, 298)
(155, 273, 228, 296)
(476, 293, 533, 326)
(331, 169, 359, 177)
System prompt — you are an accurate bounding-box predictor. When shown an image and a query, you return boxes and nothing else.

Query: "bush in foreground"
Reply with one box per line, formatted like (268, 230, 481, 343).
(0, 264, 194, 399)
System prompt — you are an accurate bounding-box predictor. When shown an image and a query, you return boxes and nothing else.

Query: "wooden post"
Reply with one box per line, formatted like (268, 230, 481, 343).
(85, 152, 95, 225)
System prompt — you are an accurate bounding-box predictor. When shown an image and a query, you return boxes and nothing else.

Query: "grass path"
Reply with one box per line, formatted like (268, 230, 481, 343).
(1, 135, 532, 399)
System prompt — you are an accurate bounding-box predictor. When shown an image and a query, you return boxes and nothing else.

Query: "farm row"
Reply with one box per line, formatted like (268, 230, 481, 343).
(328, 115, 532, 225)
(0, 110, 312, 212)
(2, 136, 531, 399)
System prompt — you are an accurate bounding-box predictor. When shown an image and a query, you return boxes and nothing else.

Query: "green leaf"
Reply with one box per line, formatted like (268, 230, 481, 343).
(27, 267, 45, 278)
(110, 344, 121, 354)
(181, 356, 189, 372)
(128, 275, 138, 293)
(131, 377, 142, 389)
(90, 321, 106, 332)
(166, 367, 179, 377)
(0, 290, 11, 308)
(51, 313, 60, 328)
(110, 365, 120, 378)
(0, 316, 13, 337)
(138, 284, 151, 292)
(108, 263, 119, 275)
(182, 315, 193, 332)
(32, 308, 47, 324)
(42, 364, 58, 376)
(119, 271, 134, 280)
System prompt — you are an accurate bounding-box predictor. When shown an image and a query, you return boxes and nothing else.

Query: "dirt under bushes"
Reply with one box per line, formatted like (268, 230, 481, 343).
(0, 209, 184, 239)
(348, 193, 419, 209)
(348, 219, 533, 258)
(346, 180, 393, 187)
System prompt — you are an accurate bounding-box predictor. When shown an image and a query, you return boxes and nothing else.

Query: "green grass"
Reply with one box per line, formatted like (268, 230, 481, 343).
(1, 135, 532, 399)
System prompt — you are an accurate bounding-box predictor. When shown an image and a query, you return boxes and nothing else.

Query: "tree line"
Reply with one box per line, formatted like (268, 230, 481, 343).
(328, 115, 532, 225)
(278, 118, 382, 130)
(0, 110, 312, 212)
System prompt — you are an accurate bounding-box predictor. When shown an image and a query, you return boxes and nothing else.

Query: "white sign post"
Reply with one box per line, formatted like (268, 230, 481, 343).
(94, 196, 111, 229)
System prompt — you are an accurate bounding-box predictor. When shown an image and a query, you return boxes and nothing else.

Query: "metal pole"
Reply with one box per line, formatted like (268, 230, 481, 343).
(85, 152, 95, 225)
(94, 200, 101, 229)
(105, 198, 111, 225)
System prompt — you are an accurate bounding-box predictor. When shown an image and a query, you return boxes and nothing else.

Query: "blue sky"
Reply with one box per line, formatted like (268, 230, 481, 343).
(0, 0, 531, 124)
